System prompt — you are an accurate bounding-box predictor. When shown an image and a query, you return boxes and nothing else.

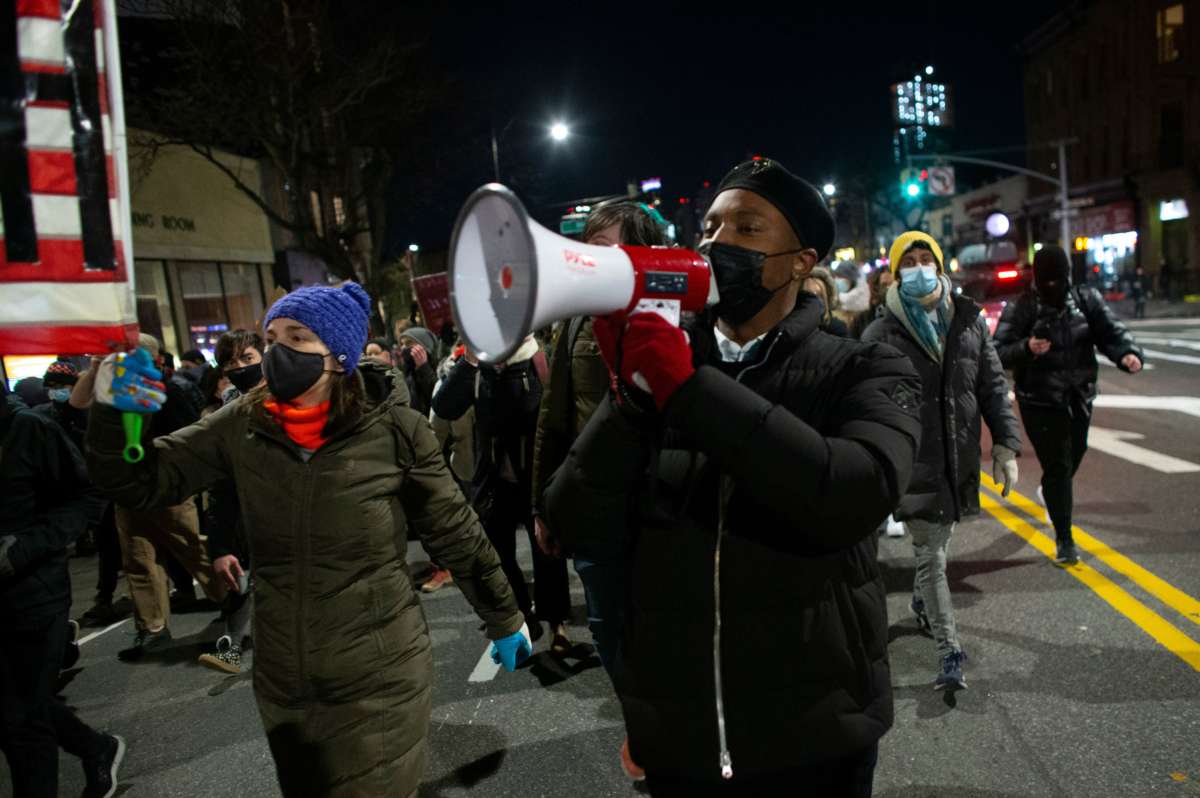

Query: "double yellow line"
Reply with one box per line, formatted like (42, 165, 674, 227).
(978, 473, 1200, 672)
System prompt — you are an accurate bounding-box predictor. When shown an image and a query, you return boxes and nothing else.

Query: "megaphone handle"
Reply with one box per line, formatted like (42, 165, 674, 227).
(122, 411, 146, 464)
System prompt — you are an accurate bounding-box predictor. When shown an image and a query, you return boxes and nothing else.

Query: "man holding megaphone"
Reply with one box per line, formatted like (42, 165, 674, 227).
(523, 159, 924, 794)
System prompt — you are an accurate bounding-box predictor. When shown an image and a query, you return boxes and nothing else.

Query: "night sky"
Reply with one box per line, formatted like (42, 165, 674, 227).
(387, 1, 1067, 254)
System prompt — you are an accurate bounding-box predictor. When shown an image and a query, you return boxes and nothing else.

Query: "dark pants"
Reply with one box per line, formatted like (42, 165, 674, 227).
(1021, 401, 1091, 542)
(0, 610, 107, 797)
(95, 502, 121, 602)
(482, 480, 570, 625)
(646, 743, 878, 798)
(573, 557, 626, 674)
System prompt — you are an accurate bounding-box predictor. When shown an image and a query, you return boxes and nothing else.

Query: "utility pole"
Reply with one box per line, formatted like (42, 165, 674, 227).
(1057, 138, 1071, 251)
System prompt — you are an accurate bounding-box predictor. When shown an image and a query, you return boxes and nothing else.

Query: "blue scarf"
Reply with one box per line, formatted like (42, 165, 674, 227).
(899, 284, 951, 359)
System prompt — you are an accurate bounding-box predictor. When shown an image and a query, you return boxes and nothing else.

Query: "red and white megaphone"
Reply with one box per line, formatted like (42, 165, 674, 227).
(449, 184, 717, 364)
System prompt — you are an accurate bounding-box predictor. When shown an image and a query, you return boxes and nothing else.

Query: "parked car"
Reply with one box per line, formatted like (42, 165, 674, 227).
(951, 240, 1031, 303)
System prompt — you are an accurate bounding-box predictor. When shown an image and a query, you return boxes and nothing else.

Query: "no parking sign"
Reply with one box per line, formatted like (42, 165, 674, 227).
(0, 0, 137, 355)
(927, 166, 956, 197)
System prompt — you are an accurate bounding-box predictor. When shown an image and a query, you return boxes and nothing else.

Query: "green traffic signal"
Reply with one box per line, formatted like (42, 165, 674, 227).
(904, 182, 921, 199)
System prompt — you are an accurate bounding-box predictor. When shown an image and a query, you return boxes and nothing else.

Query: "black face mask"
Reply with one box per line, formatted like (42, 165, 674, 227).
(1036, 279, 1069, 308)
(699, 241, 803, 326)
(226, 362, 263, 394)
(262, 344, 332, 402)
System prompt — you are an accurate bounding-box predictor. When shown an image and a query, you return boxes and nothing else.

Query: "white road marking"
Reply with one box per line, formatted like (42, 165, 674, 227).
(1140, 348, 1200, 366)
(1093, 395, 1200, 418)
(468, 643, 501, 682)
(1088, 426, 1200, 474)
(78, 618, 130, 646)
(1136, 336, 1200, 352)
(1126, 318, 1200, 328)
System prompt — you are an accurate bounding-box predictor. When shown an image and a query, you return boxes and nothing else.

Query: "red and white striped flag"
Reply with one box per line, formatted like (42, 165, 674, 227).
(0, 0, 137, 355)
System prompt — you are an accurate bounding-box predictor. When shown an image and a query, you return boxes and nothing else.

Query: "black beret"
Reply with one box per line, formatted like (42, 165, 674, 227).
(713, 158, 836, 260)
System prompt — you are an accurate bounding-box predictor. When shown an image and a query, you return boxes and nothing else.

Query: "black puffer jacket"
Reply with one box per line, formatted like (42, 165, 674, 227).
(0, 395, 93, 619)
(863, 286, 1022, 523)
(993, 286, 1143, 407)
(544, 296, 922, 780)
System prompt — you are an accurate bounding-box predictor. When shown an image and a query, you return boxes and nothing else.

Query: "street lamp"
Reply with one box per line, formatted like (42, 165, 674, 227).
(823, 182, 837, 197)
(550, 122, 570, 142)
(408, 243, 419, 253)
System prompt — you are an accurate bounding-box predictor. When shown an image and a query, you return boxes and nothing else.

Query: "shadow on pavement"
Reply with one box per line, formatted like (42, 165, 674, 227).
(420, 723, 507, 797)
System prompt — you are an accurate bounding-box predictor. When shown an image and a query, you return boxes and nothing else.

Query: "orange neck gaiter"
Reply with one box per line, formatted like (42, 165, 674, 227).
(263, 399, 331, 450)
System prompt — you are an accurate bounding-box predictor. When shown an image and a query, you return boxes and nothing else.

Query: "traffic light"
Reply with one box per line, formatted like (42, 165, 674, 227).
(900, 168, 923, 200)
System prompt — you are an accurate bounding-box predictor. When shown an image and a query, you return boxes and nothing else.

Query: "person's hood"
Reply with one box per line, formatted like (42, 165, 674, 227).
(0, 393, 28, 439)
(14, 377, 48, 408)
(175, 364, 204, 384)
(400, 326, 440, 360)
(356, 357, 411, 411)
(839, 279, 871, 313)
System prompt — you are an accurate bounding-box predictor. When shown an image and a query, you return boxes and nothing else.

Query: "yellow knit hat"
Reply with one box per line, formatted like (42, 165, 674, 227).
(889, 231, 945, 276)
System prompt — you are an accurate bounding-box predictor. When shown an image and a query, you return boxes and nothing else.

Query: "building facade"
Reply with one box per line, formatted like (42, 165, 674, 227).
(1021, 0, 1199, 294)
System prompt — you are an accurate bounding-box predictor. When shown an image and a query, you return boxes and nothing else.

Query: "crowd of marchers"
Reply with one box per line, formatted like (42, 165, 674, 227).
(0, 157, 1144, 798)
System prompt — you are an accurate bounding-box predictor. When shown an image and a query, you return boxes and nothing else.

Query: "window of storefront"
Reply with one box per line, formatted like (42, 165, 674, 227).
(1157, 4, 1184, 64)
(175, 261, 267, 361)
(134, 259, 179, 355)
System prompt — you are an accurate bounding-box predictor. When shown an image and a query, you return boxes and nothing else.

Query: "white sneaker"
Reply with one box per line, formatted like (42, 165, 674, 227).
(885, 514, 906, 538)
(1037, 486, 1051, 525)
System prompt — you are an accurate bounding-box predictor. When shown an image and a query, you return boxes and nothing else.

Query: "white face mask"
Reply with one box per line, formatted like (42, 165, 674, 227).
(899, 265, 939, 296)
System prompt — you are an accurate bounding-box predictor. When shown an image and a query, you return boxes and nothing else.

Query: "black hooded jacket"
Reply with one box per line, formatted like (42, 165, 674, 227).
(863, 288, 1022, 523)
(543, 295, 922, 779)
(0, 395, 94, 620)
(993, 286, 1143, 408)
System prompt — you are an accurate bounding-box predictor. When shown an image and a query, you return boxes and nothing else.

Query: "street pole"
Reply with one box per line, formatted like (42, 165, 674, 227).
(1057, 139, 1071, 251)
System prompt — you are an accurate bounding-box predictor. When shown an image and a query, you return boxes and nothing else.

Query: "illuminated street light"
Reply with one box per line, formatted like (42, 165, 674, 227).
(925, 65, 934, 75)
(550, 122, 570, 141)
(408, 243, 420, 252)
(823, 182, 837, 197)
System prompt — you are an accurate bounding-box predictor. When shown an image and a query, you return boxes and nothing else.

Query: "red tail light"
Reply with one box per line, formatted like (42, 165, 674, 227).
(997, 269, 1019, 280)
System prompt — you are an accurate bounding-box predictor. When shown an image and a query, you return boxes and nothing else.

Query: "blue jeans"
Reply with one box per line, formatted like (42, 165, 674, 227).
(573, 558, 626, 675)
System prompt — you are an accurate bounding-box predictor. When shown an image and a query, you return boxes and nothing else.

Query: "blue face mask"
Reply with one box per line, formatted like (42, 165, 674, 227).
(834, 277, 850, 294)
(899, 265, 939, 298)
(48, 387, 71, 403)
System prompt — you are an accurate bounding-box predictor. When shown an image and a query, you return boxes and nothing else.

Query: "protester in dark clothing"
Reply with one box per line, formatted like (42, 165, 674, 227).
(433, 332, 575, 652)
(531, 201, 666, 673)
(86, 283, 527, 797)
(993, 244, 1143, 564)
(803, 265, 850, 337)
(14, 377, 48, 409)
(543, 158, 922, 793)
(849, 267, 895, 340)
(397, 327, 440, 416)
(197, 329, 265, 674)
(1129, 266, 1147, 319)
(0, 387, 126, 798)
(864, 231, 1022, 690)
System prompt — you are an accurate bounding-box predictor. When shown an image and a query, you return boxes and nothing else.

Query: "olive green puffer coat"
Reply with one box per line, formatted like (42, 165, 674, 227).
(87, 363, 521, 797)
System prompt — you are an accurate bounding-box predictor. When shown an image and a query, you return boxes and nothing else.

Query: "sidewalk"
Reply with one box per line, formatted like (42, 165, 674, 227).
(1109, 296, 1200, 320)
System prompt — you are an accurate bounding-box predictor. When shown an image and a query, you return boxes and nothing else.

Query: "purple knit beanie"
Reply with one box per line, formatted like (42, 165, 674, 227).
(265, 282, 372, 373)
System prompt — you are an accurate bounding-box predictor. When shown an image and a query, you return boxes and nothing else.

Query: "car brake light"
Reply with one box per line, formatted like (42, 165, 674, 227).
(997, 270, 1019, 280)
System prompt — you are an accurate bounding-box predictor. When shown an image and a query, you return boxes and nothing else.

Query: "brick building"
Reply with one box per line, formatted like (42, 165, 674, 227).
(1021, 0, 1199, 295)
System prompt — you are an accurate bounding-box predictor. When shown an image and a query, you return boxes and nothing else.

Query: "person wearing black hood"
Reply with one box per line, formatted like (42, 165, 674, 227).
(993, 244, 1143, 565)
(396, 327, 440, 416)
(543, 157, 922, 793)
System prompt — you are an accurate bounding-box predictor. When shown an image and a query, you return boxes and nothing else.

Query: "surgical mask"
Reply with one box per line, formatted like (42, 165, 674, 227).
(262, 344, 333, 402)
(698, 241, 803, 326)
(899, 265, 939, 298)
(48, 387, 71, 403)
(226, 362, 263, 394)
(834, 277, 850, 294)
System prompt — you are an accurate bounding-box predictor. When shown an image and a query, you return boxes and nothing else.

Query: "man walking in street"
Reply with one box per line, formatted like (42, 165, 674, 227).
(864, 230, 1022, 691)
(1, 381, 125, 797)
(544, 158, 922, 795)
(994, 245, 1143, 565)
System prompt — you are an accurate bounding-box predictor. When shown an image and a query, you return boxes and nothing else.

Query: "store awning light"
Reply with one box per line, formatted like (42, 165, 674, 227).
(1160, 198, 1189, 221)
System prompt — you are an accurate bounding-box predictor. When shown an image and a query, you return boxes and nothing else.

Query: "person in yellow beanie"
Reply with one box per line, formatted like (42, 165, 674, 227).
(864, 231, 1022, 691)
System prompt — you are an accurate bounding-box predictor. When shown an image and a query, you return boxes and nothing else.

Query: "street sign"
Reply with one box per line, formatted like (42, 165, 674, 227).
(1051, 208, 1081, 220)
(927, 166, 956, 196)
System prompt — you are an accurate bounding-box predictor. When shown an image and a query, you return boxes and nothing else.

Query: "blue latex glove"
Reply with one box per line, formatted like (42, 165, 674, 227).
(490, 623, 533, 672)
(96, 348, 166, 413)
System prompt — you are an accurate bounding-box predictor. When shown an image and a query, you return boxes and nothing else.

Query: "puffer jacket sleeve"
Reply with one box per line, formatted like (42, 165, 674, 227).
(394, 411, 523, 639)
(1079, 287, 1144, 369)
(667, 346, 923, 553)
(430, 358, 477, 421)
(993, 294, 1035, 369)
(5, 414, 93, 576)
(974, 316, 1022, 453)
(86, 403, 232, 511)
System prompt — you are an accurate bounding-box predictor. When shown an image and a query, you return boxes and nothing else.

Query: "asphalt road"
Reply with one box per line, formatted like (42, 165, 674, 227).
(3, 317, 1198, 798)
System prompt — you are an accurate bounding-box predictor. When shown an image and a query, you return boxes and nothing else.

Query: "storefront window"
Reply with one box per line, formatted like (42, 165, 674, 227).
(134, 259, 178, 355)
(176, 261, 227, 361)
(220, 262, 267, 333)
